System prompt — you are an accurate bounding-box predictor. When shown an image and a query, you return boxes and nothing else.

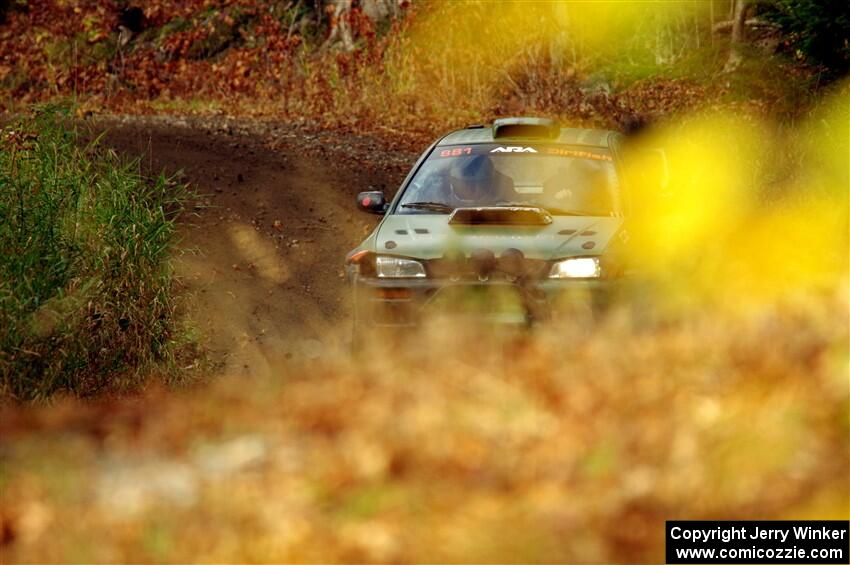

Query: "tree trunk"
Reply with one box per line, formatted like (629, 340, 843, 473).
(322, 0, 401, 51)
(723, 0, 747, 72)
(322, 0, 354, 51)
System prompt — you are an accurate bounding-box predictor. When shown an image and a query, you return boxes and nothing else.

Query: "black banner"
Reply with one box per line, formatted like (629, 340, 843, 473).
(666, 520, 849, 564)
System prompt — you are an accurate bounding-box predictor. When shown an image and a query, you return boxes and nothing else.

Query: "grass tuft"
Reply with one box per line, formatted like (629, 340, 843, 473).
(0, 104, 192, 401)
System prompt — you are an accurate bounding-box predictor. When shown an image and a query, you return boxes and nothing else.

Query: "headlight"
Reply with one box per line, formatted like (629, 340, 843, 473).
(375, 256, 427, 278)
(549, 257, 600, 279)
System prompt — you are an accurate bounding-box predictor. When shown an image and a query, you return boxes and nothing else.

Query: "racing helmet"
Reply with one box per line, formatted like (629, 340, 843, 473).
(449, 155, 494, 202)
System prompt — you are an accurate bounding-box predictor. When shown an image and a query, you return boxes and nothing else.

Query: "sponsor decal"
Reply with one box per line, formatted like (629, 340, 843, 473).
(435, 145, 612, 160)
(490, 146, 538, 153)
(546, 147, 613, 161)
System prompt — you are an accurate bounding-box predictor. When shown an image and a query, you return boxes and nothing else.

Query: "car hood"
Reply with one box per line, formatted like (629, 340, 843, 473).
(375, 213, 624, 260)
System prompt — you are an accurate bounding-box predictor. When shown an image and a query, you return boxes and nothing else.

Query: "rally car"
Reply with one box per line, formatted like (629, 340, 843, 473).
(345, 117, 641, 335)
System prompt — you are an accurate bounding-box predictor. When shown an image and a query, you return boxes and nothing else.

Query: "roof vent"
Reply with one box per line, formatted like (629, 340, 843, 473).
(493, 117, 558, 140)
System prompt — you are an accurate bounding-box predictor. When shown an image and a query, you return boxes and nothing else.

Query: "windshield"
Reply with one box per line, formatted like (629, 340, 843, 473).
(397, 143, 621, 216)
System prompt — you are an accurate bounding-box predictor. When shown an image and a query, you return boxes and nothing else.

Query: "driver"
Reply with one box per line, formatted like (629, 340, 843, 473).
(446, 155, 513, 206)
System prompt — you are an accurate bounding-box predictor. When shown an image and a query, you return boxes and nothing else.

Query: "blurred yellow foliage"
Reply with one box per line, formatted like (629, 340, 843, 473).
(624, 90, 848, 309)
(2, 301, 847, 562)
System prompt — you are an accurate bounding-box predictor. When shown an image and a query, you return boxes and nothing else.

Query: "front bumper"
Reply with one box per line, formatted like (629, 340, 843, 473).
(352, 275, 619, 328)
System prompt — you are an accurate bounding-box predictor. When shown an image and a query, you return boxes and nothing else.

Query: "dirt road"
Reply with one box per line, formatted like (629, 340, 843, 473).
(96, 116, 417, 375)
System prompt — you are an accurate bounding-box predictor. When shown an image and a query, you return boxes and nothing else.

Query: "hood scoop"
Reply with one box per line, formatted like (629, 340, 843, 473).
(448, 206, 552, 226)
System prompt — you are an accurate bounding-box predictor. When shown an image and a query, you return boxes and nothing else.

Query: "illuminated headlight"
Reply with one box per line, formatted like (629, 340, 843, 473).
(375, 256, 426, 278)
(549, 257, 600, 279)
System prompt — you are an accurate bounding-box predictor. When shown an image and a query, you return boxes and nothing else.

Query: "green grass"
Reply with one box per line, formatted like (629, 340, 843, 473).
(0, 104, 192, 401)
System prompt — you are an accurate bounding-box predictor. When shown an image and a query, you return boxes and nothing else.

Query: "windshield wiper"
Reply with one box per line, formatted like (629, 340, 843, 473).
(401, 202, 455, 213)
(493, 202, 593, 216)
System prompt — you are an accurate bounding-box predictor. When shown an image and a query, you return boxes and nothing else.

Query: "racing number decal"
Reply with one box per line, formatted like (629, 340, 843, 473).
(439, 147, 473, 157)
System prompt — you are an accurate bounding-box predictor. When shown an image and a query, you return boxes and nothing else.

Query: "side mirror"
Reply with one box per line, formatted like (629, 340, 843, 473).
(357, 191, 387, 214)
